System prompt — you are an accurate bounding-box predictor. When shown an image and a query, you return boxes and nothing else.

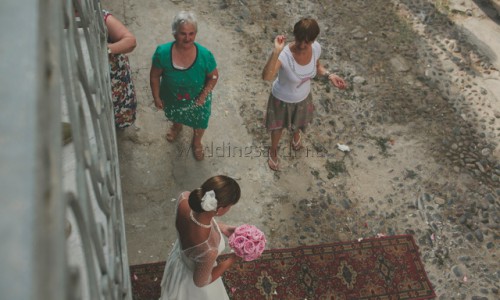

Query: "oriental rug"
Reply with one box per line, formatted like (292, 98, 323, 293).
(129, 235, 435, 300)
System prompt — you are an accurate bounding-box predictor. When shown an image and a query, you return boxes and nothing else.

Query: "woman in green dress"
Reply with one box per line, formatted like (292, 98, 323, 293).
(150, 11, 219, 161)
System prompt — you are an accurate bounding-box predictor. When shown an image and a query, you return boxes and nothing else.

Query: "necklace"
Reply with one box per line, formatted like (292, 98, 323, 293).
(190, 210, 212, 228)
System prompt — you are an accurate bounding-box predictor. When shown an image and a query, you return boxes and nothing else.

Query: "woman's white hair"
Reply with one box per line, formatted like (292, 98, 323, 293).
(171, 11, 198, 35)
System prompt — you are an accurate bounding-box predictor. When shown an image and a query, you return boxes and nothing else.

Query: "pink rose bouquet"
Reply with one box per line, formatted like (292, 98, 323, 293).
(228, 224, 266, 261)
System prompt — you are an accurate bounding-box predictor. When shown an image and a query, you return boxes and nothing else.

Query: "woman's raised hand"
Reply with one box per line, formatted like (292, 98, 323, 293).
(274, 35, 286, 52)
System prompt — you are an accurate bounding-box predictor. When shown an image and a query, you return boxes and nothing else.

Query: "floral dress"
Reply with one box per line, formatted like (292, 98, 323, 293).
(104, 10, 137, 128)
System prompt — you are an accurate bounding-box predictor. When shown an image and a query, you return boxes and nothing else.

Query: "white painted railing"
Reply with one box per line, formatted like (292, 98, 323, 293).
(0, 0, 132, 299)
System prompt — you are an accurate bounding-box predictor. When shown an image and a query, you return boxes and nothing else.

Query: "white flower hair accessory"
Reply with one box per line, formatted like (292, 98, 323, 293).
(201, 190, 218, 212)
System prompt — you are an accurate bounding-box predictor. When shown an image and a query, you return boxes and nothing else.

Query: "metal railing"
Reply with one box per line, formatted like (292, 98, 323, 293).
(0, 0, 131, 299)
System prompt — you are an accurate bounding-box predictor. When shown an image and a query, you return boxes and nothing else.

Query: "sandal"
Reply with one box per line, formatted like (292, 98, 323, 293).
(267, 150, 279, 171)
(193, 145, 205, 161)
(166, 125, 182, 142)
(291, 131, 303, 151)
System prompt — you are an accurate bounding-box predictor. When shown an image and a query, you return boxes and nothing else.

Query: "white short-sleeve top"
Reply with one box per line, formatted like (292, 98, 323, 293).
(271, 41, 321, 103)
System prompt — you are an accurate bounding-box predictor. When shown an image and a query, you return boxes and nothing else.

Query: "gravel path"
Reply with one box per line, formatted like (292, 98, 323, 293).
(106, 0, 500, 298)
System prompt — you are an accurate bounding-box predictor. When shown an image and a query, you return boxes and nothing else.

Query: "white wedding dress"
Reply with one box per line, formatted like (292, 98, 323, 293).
(159, 194, 229, 300)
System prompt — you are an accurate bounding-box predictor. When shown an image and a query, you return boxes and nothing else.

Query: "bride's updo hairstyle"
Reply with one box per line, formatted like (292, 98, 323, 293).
(189, 175, 241, 213)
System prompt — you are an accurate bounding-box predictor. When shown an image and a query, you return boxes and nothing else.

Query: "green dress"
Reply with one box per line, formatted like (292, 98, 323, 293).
(152, 42, 217, 129)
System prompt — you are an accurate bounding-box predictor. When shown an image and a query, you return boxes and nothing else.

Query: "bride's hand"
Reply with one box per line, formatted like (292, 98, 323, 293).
(219, 223, 236, 237)
(225, 253, 241, 265)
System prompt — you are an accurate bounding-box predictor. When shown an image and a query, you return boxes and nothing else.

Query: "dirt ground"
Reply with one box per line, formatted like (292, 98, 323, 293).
(103, 0, 499, 298)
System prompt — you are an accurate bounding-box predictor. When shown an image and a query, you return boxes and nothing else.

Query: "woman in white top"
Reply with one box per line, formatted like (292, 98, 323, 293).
(160, 175, 241, 299)
(262, 18, 347, 171)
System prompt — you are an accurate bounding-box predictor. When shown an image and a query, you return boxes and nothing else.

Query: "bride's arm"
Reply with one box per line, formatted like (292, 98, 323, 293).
(209, 253, 239, 282)
(192, 250, 216, 287)
(192, 251, 240, 287)
(218, 222, 236, 237)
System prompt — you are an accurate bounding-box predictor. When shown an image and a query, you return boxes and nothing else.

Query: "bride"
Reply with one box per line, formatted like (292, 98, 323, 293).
(160, 175, 241, 299)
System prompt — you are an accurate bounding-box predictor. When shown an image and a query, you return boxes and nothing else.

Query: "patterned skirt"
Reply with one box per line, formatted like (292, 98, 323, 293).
(109, 53, 137, 128)
(265, 93, 314, 132)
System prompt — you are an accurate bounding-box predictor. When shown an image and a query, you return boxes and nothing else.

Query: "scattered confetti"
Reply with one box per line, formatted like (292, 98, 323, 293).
(337, 143, 350, 152)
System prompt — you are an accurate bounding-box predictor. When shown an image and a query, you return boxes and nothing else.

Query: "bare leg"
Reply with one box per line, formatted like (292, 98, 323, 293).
(193, 128, 205, 147)
(166, 122, 183, 142)
(268, 129, 283, 170)
(172, 122, 183, 129)
(192, 128, 205, 160)
(291, 129, 303, 150)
